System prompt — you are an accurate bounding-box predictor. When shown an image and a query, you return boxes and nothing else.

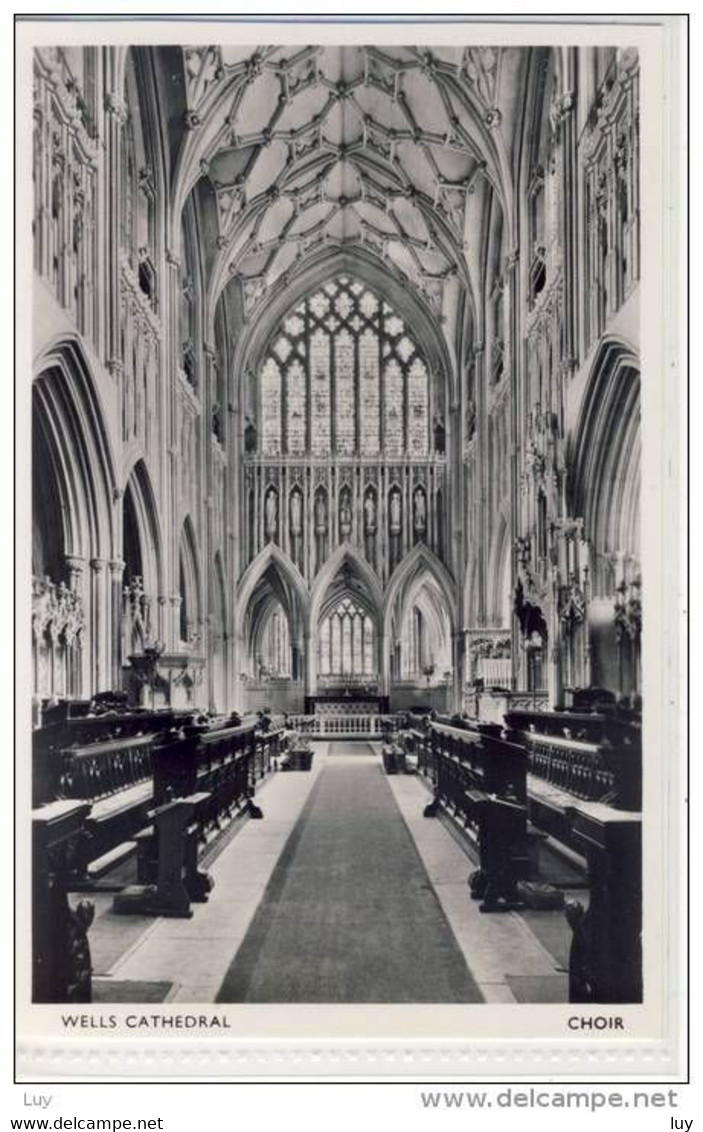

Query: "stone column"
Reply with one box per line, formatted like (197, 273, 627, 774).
(473, 343, 487, 626)
(103, 91, 126, 375)
(304, 631, 315, 708)
(89, 558, 108, 693)
(65, 555, 88, 696)
(451, 630, 465, 714)
(505, 250, 521, 691)
(108, 558, 125, 691)
(557, 86, 579, 378)
(378, 629, 390, 700)
(165, 248, 182, 622)
(170, 595, 182, 652)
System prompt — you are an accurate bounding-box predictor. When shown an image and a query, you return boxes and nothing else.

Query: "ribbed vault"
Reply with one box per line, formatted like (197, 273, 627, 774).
(172, 45, 530, 329)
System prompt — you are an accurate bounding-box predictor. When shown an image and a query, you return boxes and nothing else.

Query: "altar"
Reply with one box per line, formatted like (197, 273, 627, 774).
(305, 692, 389, 715)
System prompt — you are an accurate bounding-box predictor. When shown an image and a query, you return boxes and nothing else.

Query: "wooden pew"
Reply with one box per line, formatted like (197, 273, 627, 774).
(412, 719, 530, 911)
(32, 800, 95, 1002)
(130, 716, 284, 906)
(32, 699, 192, 883)
(505, 706, 642, 1004)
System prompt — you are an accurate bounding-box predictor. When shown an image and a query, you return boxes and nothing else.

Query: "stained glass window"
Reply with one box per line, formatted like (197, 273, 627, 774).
(256, 276, 431, 458)
(320, 598, 376, 678)
(286, 360, 306, 455)
(335, 329, 356, 455)
(384, 359, 404, 457)
(408, 358, 429, 456)
(310, 329, 331, 456)
(261, 358, 281, 455)
(358, 328, 380, 455)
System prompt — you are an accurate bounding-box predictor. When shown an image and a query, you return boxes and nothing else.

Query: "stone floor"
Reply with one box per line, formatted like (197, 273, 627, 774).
(82, 741, 571, 1004)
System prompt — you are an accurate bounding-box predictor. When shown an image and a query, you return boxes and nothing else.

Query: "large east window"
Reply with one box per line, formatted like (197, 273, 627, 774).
(258, 276, 430, 459)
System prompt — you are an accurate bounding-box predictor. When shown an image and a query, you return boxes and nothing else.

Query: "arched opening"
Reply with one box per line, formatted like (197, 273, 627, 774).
(384, 547, 457, 712)
(178, 516, 202, 652)
(308, 546, 384, 701)
(121, 460, 163, 664)
(236, 547, 308, 714)
(31, 342, 116, 703)
(569, 340, 641, 697)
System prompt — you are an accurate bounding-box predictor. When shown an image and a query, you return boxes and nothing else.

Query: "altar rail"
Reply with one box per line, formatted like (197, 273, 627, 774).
(287, 713, 399, 738)
(505, 708, 641, 811)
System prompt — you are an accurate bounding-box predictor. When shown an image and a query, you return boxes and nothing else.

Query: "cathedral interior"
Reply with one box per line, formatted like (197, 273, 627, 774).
(30, 44, 642, 1008)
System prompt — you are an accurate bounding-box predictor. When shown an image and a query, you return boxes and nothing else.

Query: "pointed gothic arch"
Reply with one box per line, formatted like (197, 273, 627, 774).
(308, 544, 384, 637)
(568, 336, 640, 596)
(32, 337, 118, 697)
(235, 544, 309, 642)
(178, 515, 203, 649)
(33, 336, 117, 565)
(383, 545, 458, 642)
(122, 458, 164, 598)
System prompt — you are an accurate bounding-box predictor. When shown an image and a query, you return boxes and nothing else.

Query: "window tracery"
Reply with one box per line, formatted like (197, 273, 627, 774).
(318, 598, 375, 679)
(256, 276, 431, 459)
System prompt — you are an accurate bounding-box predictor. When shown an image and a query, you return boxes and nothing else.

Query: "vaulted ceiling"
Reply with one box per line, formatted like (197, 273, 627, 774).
(173, 45, 530, 327)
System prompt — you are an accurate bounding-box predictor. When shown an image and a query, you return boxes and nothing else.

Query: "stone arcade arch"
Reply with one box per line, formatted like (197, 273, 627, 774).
(568, 337, 641, 693)
(307, 545, 384, 700)
(235, 545, 309, 712)
(121, 458, 165, 657)
(383, 545, 459, 708)
(178, 515, 203, 650)
(32, 338, 117, 698)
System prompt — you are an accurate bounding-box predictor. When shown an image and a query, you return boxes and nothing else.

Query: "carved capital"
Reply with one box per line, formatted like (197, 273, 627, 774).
(104, 92, 127, 123)
(64, 555, 86, 578)
(107, 358, 124, 379)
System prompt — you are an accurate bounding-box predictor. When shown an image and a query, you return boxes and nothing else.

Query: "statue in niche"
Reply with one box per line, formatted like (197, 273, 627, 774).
(364, 493, 377, 569)
(389, 489, 402, 572)
(434, 414, 446, 454)
(364, 493, 377, 533)
(339, 489, 352, 540)
(314, 492, 328, 573)
(414, 489, 427, 534)
(289, 490, 303, 568)
(389, 490, 402, 535)
(290, 490, 302, 535)
(244, 417, 257, 453)
(265, 489, 278, 541)
(315, 492, 328, 534)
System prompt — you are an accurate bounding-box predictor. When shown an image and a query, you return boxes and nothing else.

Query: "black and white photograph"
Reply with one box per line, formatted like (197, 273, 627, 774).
(15, 16, 686, 1080)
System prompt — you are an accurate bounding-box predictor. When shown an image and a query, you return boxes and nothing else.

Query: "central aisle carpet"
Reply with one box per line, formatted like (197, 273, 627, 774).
(216, 745, 482, 1002)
